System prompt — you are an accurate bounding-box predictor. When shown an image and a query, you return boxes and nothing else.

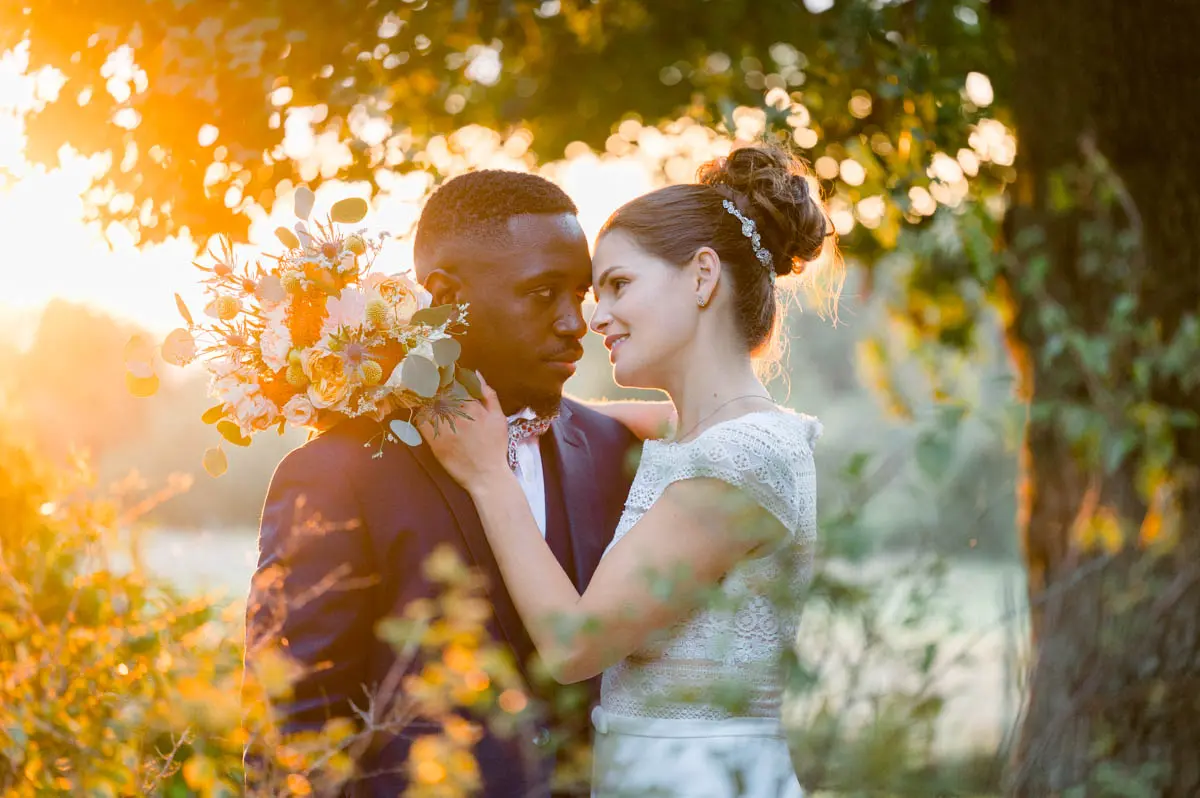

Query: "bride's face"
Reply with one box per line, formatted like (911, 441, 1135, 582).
(589, 230, 697, 389)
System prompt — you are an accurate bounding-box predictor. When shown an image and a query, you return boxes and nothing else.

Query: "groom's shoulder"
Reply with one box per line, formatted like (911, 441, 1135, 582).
(274, 416, 399, 479)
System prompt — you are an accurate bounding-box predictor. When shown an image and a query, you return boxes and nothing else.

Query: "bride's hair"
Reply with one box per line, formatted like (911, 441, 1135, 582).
(599, 143, 842, 355)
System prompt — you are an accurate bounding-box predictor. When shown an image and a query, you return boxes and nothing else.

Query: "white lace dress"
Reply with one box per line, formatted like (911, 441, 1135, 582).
(591, 410, 819, 798)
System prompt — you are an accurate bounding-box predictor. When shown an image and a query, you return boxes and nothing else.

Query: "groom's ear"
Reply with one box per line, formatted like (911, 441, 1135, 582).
(423, 268, 464, 306)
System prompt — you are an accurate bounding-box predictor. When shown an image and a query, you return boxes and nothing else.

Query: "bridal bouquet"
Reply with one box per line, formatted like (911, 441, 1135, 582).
(136, 188, 478, 476)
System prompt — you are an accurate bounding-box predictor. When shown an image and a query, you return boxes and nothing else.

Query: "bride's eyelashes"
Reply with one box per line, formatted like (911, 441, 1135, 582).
(595, 277, 629, 300)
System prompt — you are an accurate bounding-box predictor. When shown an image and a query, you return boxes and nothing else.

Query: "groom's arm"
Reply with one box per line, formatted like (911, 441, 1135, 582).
(245, 440, 376, 737)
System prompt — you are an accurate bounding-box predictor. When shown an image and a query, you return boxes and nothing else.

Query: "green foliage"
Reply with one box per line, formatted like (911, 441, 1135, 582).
(2, 0, 1007, 250)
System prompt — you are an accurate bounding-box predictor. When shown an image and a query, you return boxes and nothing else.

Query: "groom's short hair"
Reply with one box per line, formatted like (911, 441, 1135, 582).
(413, 170, 578, 273)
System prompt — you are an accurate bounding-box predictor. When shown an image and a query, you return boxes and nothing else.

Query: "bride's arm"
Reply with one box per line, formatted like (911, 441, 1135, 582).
(423, 385, 785, 684)
(465, 473, 783, 684)
(580, 399, 676, 440)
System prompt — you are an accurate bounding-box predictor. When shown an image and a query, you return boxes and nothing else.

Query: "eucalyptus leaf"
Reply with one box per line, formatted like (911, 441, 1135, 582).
(389, 418, 423, 446)
(125, 371, 160, 398)
(201, 404, 225, 425)
(256, 275, 286, 304)
(401, 355, 440, 398)
(161, 328, 196, 366)
(411, 305, 454, 328)
(294, 222, 314, 248)
(294, 186, 315, 220)
(126, 359, 155, 379)
(915, 433, 953, 481)
(456, 368, 484, 401)
(203, 446, 228, 478)
(174, 293, 194, 326)
(124, 333, 155, 362)
(432, 338, 462, 367)
(275, 226, 300, 249)
(217, 420, 252, 447)
(330, 197, 369, 224)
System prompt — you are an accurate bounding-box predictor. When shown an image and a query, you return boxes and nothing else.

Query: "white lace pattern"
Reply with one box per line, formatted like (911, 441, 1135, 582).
(600, 410, 821, 721)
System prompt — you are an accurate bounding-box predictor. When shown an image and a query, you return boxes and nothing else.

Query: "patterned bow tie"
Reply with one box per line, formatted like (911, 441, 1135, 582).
(507, 414, 557, 470)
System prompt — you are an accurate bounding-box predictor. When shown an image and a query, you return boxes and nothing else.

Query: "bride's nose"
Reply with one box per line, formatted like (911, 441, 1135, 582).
(589, 299, 612, 334)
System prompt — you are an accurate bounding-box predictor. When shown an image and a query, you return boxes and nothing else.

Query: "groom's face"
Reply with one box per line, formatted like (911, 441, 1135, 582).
(452, 213, 592, 415)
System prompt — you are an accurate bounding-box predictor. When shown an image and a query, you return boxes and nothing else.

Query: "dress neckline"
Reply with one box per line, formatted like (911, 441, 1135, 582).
(645, 408, 795, 449)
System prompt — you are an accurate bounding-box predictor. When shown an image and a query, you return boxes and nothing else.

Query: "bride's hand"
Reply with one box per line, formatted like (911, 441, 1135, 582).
(420, 381, 511, 490)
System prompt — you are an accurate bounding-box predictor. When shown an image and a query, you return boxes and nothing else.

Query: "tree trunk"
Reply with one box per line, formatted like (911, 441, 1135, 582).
(1006, 1, 1200, 794)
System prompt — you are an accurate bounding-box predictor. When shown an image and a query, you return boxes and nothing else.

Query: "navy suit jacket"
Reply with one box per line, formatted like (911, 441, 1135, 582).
(245, 398, 636, 797)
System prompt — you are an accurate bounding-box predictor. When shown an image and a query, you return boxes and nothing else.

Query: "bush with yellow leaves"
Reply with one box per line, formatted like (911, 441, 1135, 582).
(0, 424, 250, 794)
(0, 419, 546, 797)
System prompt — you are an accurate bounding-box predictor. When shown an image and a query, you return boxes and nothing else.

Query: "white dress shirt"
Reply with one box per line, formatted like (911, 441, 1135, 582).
(507, 408, 548, 538)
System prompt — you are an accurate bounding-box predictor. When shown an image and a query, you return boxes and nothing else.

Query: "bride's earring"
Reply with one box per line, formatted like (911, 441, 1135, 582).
(697, 295, 707, 308)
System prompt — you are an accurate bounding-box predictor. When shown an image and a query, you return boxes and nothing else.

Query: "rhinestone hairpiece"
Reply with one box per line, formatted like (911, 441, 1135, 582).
(721, 199, 775, 280)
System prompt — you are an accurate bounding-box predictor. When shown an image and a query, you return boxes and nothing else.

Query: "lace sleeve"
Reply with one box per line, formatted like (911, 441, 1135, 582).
(662, 412, 820, 534)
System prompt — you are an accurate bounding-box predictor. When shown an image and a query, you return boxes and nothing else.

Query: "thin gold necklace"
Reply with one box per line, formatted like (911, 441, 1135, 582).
(674, 393, 775, 443)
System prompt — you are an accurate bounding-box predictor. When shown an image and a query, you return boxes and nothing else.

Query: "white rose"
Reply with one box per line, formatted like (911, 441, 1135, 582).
(282, 395, 316, 426)
(260, 305, 293, 371)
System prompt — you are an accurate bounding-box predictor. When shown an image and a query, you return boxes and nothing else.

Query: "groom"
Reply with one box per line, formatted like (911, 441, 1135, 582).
(245, 171, 636, 797)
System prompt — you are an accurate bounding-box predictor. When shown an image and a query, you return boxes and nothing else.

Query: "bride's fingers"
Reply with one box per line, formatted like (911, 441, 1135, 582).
(476, 373, 502, 414)
(483, 385, 501, 413)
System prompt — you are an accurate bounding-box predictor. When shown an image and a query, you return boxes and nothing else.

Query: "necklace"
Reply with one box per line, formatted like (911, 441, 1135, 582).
(673, 392, 775, 443)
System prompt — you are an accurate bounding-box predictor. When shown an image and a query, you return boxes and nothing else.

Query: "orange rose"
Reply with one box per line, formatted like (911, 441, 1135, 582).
(366, 274, 424, 325)
(303, 349, 351, 409)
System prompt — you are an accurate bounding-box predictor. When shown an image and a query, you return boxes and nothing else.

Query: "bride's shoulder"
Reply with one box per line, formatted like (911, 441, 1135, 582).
(705, 409, 822, 452)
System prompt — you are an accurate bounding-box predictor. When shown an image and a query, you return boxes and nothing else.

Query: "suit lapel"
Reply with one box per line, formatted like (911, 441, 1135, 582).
(407, 441, 532, 660)
(552, 402, 606, 590)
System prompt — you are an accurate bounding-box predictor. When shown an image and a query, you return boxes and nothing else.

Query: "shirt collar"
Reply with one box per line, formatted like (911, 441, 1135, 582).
(506, 407, 537, 424)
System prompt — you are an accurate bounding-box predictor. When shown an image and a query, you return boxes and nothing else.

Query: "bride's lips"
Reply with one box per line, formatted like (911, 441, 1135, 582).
(603, 334, 629, 362)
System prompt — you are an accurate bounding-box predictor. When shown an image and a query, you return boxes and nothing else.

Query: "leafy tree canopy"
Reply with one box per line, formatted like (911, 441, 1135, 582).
(2, 1, 1007, 278)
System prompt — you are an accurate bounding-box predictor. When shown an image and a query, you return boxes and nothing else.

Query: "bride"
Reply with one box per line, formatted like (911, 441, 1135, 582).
(423, 143, 838, 797)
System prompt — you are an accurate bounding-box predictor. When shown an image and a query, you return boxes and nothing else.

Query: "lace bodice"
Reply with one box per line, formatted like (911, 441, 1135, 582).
(600, 410, 820, 721)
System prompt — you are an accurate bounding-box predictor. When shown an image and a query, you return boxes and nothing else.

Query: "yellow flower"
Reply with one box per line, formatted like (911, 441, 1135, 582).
(369, 274, 423, 324)
(304, 349, 351, 409)
(365, 298, 392, 329)
(344, 234, 366, 255)
(204, 295, 242, 321)
(361, 360, 384, 386)
(286, 362, 308, 387)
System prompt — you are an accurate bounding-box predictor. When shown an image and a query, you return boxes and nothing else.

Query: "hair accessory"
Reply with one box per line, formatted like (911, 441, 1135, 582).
(721, 199, 775, 280)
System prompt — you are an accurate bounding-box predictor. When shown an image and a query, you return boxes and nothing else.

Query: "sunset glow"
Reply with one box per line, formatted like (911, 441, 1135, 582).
(0, 47, 730, 338)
